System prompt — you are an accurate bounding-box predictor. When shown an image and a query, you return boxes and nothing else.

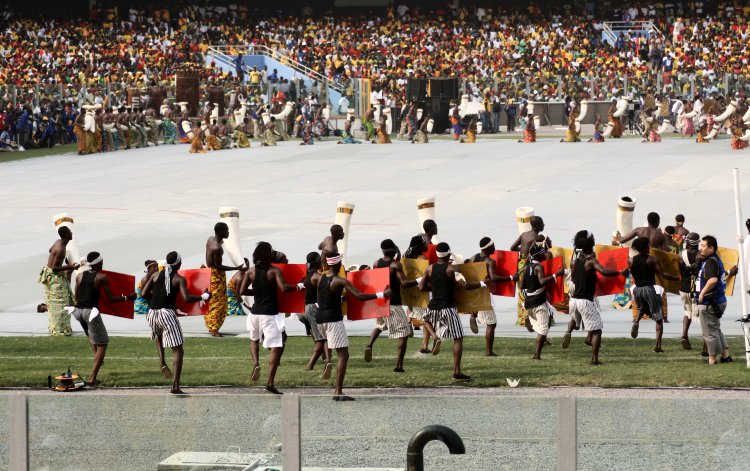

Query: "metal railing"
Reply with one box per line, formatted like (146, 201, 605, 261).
(208, 44, 346, 94)
(602, 20, 663, 44)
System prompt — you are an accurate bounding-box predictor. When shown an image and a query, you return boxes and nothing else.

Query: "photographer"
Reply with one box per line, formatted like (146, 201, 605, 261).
(695, 235, 732, 365)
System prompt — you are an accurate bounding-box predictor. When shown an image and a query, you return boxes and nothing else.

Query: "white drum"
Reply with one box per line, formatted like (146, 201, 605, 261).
(218, 207, 246, 267)
(417, 197, 439, 243)
(515, 207, 534, 234)
(53, 213, 83, 273)
(616, 197, 636, 246)
(334, 202, 355, 266)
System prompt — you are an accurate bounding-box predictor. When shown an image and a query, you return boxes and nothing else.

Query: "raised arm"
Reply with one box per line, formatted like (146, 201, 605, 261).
(535, 263, 563, 286)
(100, 274, 136, 303)
(270, 266, 302, 293)
(338, 277, 390, 301)
(178, 275, 206, 303)
(591, 258, 627, 277)
(393, 261, 419, 288)
(487, 258, 514, 283)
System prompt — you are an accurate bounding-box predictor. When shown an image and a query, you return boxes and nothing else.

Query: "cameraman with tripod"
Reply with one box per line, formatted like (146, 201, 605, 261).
(695, 235, 732, 365)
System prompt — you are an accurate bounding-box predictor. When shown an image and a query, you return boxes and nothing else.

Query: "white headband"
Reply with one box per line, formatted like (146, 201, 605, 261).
(165, 253, 182, 295)
(436, 250, 452, 258)
(326, 254, 342, 266)
(85, 255, 103, 266)
(480, 239, 494, 250)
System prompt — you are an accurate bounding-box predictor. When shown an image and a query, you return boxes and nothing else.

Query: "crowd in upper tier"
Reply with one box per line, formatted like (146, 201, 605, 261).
(2, 2, 750, 150)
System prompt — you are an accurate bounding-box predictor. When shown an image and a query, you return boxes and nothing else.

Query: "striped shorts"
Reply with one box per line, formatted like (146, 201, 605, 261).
(318, 320, 349, 349)
(425, 307, 463, 339)
(301, 304, 324, 342)
(375, 305, 413, 339)
(147, 308, 184, 348)
(568, 298, 603, 332)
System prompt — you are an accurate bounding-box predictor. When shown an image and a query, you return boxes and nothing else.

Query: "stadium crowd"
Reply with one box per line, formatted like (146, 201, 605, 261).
(2, 2, 750, 150)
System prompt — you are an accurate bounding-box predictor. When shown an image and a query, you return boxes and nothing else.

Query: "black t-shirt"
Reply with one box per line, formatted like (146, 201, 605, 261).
(428, 263, 455, 310)
(375, 258, 402, 306)
(571, 256, 596, 301)
(76, 270, 100, 309)
(631, 254, 656, 287)
(316, 275, 343, 323)
(703, 257, 720, 280)
(250, 267, 279, 315)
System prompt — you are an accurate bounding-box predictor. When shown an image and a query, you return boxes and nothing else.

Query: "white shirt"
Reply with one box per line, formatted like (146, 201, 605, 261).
(743, 236, 750, 292)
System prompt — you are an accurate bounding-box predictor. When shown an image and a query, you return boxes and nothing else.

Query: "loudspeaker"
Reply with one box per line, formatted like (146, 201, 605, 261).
(406, 78, 427, 102)
(441, 78, 458, 100)
(426, 97, 451, 134)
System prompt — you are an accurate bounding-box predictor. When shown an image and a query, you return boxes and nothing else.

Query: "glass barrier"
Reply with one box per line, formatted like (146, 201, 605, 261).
(28, 394, 282, 471)
(0, 395, 8, 470)
(577, 398, 750, 469)
(300, 394, 559, 471)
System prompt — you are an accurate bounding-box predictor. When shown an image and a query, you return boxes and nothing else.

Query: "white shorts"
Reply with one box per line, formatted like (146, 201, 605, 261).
(476, 309, 497, 326)
(247, 313, 284, 348)
(527, 303, 552, 336)
(680, 291, 698, 320)
(568, 297, 603, 332)
(318, 320, 349, 349)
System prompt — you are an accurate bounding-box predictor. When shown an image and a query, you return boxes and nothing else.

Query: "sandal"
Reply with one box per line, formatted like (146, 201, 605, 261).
(321, 362, 332, 380)
(364, 346, 372, 363)
(469, 316, 479, 334)
(561, 332, 571, 349)
(630, 322, 639, 339)
(432, 338, 442, 356)
(161, 366, 173, 379)
(251, 365, 261, 382)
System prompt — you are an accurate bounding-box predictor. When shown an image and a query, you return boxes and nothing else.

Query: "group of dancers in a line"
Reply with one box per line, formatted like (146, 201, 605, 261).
(40, 205, 735, 398)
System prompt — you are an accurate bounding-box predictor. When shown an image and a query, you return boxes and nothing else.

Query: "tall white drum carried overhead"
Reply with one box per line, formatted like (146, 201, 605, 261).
(334, 202, 355, 266)
(218, 207, 246, 267)
(616, 196, 637, 246)
(515, 207, 534, 234)
(52, 213, 82, 272)
(417, 197, 439, 244)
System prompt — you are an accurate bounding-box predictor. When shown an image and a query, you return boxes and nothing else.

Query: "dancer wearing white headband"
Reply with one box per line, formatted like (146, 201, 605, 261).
(300, 252, 331, 377)
(205, 222, 248, 337)
(238, 242, 303, 395)
(419, 242, 485, 381)
(467, 237, 516, 357)
(309, 252, 390, 401)
(141, 251, 210, 394)
(522, 239, 564, 360)
(364, 239, 420, 373)
(560, 232, 627, 365)
(71, 252, 136, 385)
(39, 225, 80, 336)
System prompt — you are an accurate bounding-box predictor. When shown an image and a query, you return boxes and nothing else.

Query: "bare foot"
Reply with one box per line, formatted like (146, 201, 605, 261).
(653, 347, 664, 353)
(265, 385, 283, 395)
(333, 394, 355, 401)
(321, 362, 332, 380)
(170, 388, 186, 394)
(485, 352, 498, 357)
(251, 365, 261, 382)
(531, 355, 541, 360)
(591, 360, 603, 366)
(161, 365, 173, 379)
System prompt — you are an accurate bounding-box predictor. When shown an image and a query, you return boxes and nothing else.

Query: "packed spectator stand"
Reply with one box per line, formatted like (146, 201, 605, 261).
(2, 2, 750, 151)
